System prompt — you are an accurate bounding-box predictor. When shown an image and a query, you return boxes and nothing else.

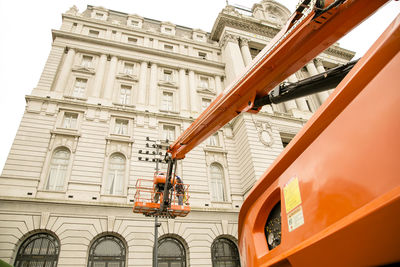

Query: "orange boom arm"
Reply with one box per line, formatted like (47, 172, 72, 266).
(168, 0, 389, 160)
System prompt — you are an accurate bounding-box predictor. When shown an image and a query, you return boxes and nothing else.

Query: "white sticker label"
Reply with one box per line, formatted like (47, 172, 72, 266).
(288, 205, 304, 232)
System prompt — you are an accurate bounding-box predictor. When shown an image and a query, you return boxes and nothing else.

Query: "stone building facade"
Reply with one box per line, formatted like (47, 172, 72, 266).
(0, 1, 354, 266)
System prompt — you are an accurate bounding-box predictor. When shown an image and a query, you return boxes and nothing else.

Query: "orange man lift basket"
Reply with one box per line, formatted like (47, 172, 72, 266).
(133, 172, 190, 218)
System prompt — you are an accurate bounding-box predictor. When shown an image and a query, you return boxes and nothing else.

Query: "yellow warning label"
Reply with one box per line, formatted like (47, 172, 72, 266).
(283, 177, 302, 213)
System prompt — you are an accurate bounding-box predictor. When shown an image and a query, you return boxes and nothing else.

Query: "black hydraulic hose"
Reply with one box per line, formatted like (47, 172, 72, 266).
(253, 59, 359, 108)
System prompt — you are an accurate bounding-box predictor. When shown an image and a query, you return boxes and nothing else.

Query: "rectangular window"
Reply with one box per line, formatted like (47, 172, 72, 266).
(163, 69, 173, 82)
(162, 125, 175, 142)
(124, 63, 134, 75)
(81, 55, 93, 68)
(196, 34, 203, 39)
(280, 133, 295, 148)
(164, 44, 173, 52)
(130, 20, 139, 27)
(198, 52, 207, 59)
(62, 113, 78, 129)
(95, 12, 104, 19)
(120, 85, 131, 105)
(161, 91, 173, 111)
(201, 98, 211, 111)
(199, 77, 209, 88)
(208, 133, 220, 146)
(89, 29, 100, 37)
(114, 119, 129, 135)
(128, 37, 137, 44)
(72, 78, 87, 98)
(165, 27, 172, 33)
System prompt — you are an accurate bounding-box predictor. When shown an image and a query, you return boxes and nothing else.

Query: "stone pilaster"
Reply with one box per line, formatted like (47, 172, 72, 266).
(179, 69, 190, 116)
(239, 38, 252, 67)
(149, 62, 158, 111)
(54, 47, 75, 93)
(91, 54, 107, 98)
(220, 34, 245, 84)
(306, 60, 329, 105)
(215, 75, 223, 95)
(103, 55, 118, 100)
(137, 61, 148, 109)
(188, 70, 199, 116)
(288, 74, 309, 111)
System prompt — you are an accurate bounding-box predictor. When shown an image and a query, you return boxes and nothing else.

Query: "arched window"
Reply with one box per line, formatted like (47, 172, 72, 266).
(210, 163, 225, 202)
(211, 238, 240, 267)
(88, 235, 126, 267)
(46, 147, 70, 191)
(14, 233, 60, 267)
(106, 153, 126, 195)
(158, 237, 186, 267)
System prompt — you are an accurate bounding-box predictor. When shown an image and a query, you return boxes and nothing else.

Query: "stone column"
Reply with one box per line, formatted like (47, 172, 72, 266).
(239, 38, 252, 67)
(137, 61, 148, 108)
(188, 70, 199, 115)
(149, 62, 158, 109)
(220, 34, 245, 84)
(104, 55, 118, 100)
(92, 54, 107, 98)
(54, 47, 75, 93)
(306, 60, 329, 104)
(215, 75, 223, 95)
(288, 74, 309, 111)
(179, 69, 189, 115)
(282, 80, 297, 112)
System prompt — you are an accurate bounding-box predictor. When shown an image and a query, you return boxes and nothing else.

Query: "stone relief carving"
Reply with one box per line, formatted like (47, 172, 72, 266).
(220, 33, 239, 48)
(255, 121, 274, 147)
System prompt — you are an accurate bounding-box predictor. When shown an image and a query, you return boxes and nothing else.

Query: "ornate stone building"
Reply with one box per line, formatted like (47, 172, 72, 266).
(0, 1, 354, 266)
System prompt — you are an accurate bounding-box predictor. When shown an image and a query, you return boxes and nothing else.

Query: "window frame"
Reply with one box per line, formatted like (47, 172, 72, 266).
(72, 77, 88, 98)
(157, 237, 186, 267)
(104, 153, 127, 196)
(14, 233, 60, 267)
(109, 116, 133, 138)
(209, 163, 226, 202)
(45, 147, 71, 192)
(88, 235, 126, 267)
(119, 84, 132, 105)
(211, 237, 241, 267)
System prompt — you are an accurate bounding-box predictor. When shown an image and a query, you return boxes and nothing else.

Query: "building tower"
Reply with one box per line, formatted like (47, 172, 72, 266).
(0, 1, 354, 266)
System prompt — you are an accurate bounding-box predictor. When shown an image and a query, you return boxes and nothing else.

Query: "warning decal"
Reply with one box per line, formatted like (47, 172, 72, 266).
(283, 177, 302, 213)
(288, 205, 304, 232)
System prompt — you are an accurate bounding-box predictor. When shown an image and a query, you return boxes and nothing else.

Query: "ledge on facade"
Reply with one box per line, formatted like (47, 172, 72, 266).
(72, 66, 95, 75)
(106, 134, 134, 143)
(159, 109, 179, 115)
(63, 95, 88, 102)
(196, 87, 216, 95)
(51, 129, 81, 137)
(203, 146, 227, 154)
(116, 74, 138, 81)
(158, 81, 178, 88)
(52, 30, 225, 69)
(112, 102, 136, 109)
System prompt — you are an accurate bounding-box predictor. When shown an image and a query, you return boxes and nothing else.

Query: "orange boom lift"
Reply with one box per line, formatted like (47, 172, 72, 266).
(139, 0, 400, 265)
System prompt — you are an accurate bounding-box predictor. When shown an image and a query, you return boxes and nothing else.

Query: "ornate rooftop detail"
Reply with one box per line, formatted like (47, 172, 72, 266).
(66, 5, 78, 15)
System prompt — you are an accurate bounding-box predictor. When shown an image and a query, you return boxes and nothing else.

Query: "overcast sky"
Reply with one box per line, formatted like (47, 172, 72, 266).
(0, 0, 398, 173)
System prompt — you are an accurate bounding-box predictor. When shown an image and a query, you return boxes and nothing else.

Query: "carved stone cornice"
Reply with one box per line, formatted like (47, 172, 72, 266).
(324, 45, 355, 61)
(211, 12, 279, 42)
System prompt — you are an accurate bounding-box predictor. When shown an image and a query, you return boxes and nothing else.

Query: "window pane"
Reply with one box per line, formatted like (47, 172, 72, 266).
(82, 55, 93, 68)
(124, 63, 134, 75)
(88, 236, 126, 267)
(210, 164, 225, 201)
(114, 119, 128, 135)
(15, 233, 60, 267)
(107, 154, 125, 195)
(120, 86, 131, 105)
(212, 238, 240, 267)
(158, 238, 186, 267)
(73, 78, 87, 97)
(199, 77, 209, 88)
(162, 92, 173, 111)
(62, 113, 78, 129)
(47, 148, 70, 191)
(202, 98, 211, 111)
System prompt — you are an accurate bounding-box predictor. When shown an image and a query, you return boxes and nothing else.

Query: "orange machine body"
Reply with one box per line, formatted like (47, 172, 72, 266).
(238, 14, 400, 267)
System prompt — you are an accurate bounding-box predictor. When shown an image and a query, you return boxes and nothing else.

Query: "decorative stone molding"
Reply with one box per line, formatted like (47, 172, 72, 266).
(66, 5, 78, 15)
(220, 33, 239, 48)
(255, 121, 274, 147)
(239, 37, 250, 47)
(205, 151, 228, 168)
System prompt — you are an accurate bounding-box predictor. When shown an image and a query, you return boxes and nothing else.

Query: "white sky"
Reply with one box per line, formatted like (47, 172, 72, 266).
(0, 0, 398, 173)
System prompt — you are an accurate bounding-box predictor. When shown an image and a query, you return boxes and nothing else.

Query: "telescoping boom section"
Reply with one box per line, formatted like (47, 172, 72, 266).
(168, 0, 390, 160)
